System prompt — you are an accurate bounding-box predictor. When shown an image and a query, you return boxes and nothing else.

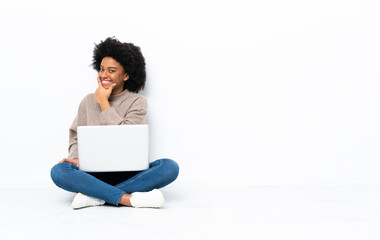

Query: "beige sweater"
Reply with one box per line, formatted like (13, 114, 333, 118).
(67, 89, 147, 159)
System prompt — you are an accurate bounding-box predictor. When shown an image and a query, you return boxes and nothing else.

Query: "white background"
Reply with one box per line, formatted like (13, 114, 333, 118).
(0, 0, 379, 188)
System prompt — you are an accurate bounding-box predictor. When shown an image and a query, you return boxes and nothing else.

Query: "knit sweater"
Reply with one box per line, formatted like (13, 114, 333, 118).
(67, 89, 147, 159)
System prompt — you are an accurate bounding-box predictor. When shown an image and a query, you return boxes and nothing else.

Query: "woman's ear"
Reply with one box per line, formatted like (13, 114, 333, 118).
(124, 73, 129, 81)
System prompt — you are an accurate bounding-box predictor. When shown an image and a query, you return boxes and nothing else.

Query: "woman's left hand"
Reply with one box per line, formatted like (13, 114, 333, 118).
(59, 158, 79, 167)
(94, 76, 116, 105)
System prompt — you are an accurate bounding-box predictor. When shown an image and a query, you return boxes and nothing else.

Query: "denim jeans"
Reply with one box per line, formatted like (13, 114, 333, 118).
(50, 158, 179, 206)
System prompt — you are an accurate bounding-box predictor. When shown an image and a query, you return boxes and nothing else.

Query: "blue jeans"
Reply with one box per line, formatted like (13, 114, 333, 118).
(50, 158, 179, 206)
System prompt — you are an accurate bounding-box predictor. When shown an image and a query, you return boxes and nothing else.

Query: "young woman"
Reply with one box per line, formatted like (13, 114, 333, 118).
(51, 37, 179, 209)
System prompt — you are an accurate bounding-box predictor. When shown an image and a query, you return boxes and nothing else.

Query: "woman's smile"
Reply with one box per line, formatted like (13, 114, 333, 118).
(101, 79, 113, 87)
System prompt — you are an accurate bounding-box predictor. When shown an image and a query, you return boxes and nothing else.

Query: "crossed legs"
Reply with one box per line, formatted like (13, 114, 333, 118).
(51, 158, 179, 206)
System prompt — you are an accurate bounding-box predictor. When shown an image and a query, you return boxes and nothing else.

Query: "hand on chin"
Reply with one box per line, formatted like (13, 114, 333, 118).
(95, 77, 116, 104)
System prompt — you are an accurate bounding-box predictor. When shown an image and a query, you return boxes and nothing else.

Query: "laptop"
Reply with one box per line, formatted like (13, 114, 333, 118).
(77, 125, 149, 172)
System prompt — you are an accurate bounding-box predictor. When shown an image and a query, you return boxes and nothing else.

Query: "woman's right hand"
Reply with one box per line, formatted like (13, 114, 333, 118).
(59, 158, 79, 167)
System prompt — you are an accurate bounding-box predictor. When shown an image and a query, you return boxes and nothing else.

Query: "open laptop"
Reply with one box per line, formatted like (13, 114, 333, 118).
(77, 125, 149, 172)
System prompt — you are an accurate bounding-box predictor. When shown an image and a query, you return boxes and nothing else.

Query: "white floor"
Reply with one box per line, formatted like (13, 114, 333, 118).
(1, 182, 380, 240)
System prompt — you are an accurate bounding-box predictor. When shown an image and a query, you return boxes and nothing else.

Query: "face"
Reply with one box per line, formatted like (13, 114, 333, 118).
(99, 57, 129, 95)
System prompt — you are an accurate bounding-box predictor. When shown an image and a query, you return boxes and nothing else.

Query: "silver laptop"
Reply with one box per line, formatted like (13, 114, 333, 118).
(77, 125, 149, 172)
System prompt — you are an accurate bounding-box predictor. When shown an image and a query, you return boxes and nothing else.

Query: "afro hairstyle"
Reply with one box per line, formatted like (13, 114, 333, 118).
(91, 37, 146, 93)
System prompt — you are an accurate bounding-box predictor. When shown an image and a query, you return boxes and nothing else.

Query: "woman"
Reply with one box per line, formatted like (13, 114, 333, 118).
(51, 37, 179, 209)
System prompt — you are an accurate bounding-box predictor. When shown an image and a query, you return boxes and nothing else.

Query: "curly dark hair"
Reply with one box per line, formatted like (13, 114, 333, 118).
(91, 37, 146, 93)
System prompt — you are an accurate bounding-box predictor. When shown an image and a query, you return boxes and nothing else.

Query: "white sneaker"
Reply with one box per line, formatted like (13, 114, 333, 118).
(71, 193, 105, 209)
(130, 189, 165, 208)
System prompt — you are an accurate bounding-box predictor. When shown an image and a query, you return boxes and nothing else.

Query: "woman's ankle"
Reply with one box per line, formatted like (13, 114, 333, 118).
(119, 193, 132, 207)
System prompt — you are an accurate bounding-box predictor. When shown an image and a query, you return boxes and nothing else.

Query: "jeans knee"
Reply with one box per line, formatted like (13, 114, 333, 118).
(50, 162, 71, 187)
(160, 158, 179, 182)
(51, 163, 61, 186)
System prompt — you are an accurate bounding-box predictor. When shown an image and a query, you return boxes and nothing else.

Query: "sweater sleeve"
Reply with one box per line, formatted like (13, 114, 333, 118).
(99, 96, 147, 125)
(67, 115, 79, 159)
(67, 95, 88, 159)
